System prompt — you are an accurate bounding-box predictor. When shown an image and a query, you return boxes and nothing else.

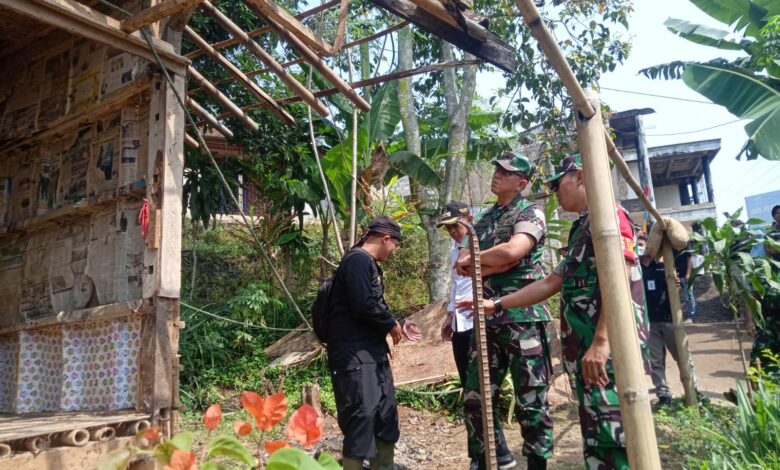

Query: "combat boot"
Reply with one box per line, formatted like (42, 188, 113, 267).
(369, 439, 394, 470)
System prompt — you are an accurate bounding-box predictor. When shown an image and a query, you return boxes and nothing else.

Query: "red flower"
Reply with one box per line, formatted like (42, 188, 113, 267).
(241, 391, 288, 431)
(233, 420, 252, 437)
(286, 404, 323, 448)
(203, 404, 222, 431)
(264, 440, 290, 455)
(142, 427, 162, 443)
(164, 450, 197, 470)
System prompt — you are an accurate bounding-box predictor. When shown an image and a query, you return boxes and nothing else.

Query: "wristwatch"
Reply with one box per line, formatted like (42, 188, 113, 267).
(492, 296, 503, 314)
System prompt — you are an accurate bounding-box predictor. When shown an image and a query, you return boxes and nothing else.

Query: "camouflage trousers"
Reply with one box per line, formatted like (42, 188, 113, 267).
(463, 321, 554, 461)
(574, 368, 629, 470)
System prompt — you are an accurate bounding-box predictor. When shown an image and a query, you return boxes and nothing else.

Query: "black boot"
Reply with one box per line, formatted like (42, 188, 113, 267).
(526, 454, 547, 470)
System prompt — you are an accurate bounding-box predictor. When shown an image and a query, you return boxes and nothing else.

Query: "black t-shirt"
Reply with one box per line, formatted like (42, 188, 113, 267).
(641, 260, 672, 323)
(327, 247, 398, 368)
(673, 243, 692, 280)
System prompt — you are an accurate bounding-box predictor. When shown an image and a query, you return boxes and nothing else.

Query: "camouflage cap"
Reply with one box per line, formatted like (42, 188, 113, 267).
(491, 151, 534, 178)
(543, 153, 582, 184)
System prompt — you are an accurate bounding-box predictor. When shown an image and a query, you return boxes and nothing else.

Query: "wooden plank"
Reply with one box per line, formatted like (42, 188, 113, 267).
(4, 436, 138, 470)
(0, 71, 153, 154)
(0, 411, 149, 440)
(241, 0, 333, 56)
(0, 301, 141, 335)
(370, 0, 516, 73)
(407, 0, 486, 41)
(257, 12, 371, 112)
(199, 1, 330, 117)
(121, 0, 206, 32)
(184, 27, 296, 125)
(1, 0, 188, 73)
(185, 0, 339, 60)
(186, 97, 233, 138)
(186, 66, 260, 131)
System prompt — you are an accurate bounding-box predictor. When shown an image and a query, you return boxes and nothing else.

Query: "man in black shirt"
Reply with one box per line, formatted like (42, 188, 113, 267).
(674, 241, 696, 322)
(638, 236, 701, 407)
(327, 216, 421, 470)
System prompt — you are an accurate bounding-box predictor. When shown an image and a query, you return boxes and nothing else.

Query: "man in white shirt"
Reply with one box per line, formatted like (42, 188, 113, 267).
(438, 201, 516, 469)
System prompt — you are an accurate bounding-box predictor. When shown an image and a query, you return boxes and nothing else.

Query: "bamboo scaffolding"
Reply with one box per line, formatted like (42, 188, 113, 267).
(187, 66, 260, 131)
(199, 0, 330, 117)
(186, 97, 234, 138)
(255, 10, 371, 113)
(185, 26, 296, 126)
(661, 241, 698, 406)
(512, 1, 662, 467)
(185, 0, 340, 60)
(575, 89, 661, 469)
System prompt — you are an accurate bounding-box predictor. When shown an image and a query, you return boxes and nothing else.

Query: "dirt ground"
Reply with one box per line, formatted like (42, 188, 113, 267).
(314, 275, 750, 469)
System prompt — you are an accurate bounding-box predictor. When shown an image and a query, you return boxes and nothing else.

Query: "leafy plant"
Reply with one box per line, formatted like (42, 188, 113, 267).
(100, 391, 337, 470)
(640, 0, 780, 160)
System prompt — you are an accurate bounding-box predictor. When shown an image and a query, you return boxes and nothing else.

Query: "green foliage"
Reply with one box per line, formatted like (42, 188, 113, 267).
(640, 0, 780, 160)
(381, 223, 431, 312)
(653, 400, 735, 468)
(395, 379, 464, 418)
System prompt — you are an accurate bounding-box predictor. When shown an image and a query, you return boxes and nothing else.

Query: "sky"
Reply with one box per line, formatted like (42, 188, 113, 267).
(478, 0, 780, 223)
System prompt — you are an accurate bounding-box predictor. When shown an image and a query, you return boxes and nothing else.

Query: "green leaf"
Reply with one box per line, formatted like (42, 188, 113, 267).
(688, 0, 774, 38)
(267, 448, 324, 470)
(201, 462, 222, 470)
(713, 270, 724, 293)
(207, 435, 256, 467)
(274, 231, 300, 246)
(317, 452, 342, 470)
(388, 151, 442, 187)
(683, 64, 780, 160)
(366, 80, 400, 143)
(701, 217, 719, 235)
(665, 18, 750, 50)
(97, 449, 132, 470)
(170, 431, 194, 451)
(714, 238, 727, 252)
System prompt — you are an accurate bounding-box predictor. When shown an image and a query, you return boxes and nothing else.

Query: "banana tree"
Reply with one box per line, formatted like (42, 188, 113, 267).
(640, 0, 780, 160)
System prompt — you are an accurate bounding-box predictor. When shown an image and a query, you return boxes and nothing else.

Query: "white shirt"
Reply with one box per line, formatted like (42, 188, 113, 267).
(447, 239, 474, 332)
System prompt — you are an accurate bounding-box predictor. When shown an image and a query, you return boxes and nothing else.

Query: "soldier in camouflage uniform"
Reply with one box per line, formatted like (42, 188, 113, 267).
(459, 154, 650, 470)
(746, 236, 780, 377)
(455, 152, 554, 470)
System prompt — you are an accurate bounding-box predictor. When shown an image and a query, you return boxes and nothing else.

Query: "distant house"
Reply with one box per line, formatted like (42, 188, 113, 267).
(609, 108, 719, 230)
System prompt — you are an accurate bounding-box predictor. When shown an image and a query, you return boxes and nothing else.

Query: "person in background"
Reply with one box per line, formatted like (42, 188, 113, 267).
(764, 205, 780, 257)
(437, 201, 515, 468)
(674, 241, 696, 323)
(326, 216, 421, 470)
(638, 235, 706, 407)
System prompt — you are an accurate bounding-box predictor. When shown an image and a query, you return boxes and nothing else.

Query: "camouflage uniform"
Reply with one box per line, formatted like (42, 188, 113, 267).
(463, 192, 554, 463)
(552, 206, 650, 470)
(752, 261, 780, 375)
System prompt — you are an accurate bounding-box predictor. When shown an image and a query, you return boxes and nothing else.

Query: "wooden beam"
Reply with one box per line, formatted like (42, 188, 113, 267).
(332, 0, 349, 51)
(208, 59, 480, 122)
(184, 26, 296, 125)
(257, 12, 371, 113)
(3, 0, 188, 73)
(200, 1, 330, 117)
(185, 133, 200, 148)
(187, 97, 234, 138)
(370, 0, 516, 73)
(199, 22, 407, 90)
(242, 0, 333, 56)
(185, 0, 339, 59)
(121, 0, 206, 32)
(187, 65, 260, 131)
(406, 0, 486, 42)
(0, 69, 154, 154)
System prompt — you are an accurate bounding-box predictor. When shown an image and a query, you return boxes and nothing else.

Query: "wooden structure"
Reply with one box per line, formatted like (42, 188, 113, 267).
(0, 0, 515, 466)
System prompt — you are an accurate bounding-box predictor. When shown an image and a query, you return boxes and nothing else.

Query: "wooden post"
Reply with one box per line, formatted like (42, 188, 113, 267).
(576, 90, 661, 470)
(301, 384, 322, 416)
(661, 241, 698, 406)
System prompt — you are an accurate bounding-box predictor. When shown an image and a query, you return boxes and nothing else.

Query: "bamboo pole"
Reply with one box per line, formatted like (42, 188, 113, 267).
(184, 26, 296, 126)
(256, 11, 371, 113)
(348, 54, 358, 247)
(186, 97, 234, 138)
(184, 133, 200, 148)
(660, 241, 698, 406)
(53, 429, 90, 447)
(0, 443, 11, 459)
(186, 66, 260, 131)
(576, 89, 661, 470)
(199, 0, 331, 117)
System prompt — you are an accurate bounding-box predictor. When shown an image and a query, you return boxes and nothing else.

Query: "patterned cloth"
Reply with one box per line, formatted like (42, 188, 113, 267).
(464, 322, 554, 462)
(552, 205, 649, 468)
(471, 193, 551, 325)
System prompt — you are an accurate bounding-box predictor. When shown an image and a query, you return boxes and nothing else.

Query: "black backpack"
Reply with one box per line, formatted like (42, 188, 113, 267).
(311, 276, 334, 343)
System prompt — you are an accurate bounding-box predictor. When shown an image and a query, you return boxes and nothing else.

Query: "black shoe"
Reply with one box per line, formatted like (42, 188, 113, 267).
(723, 388, 738, 405)
(498, 452, 517, 469)
(658, 396, 672, 407)
(526, 454, 547, 470)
